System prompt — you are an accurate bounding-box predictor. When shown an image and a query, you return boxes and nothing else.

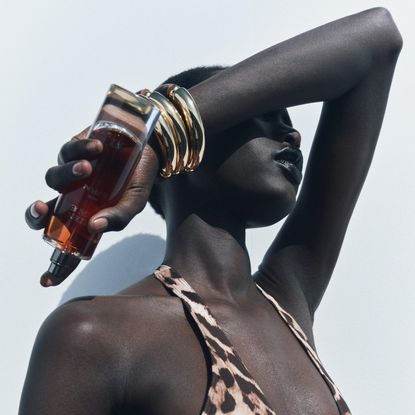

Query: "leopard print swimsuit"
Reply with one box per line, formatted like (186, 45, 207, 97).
(153, 264, 352, 415)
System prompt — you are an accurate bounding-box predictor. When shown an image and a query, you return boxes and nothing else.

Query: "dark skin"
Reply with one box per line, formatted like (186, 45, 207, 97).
(21, 7, 402, 415)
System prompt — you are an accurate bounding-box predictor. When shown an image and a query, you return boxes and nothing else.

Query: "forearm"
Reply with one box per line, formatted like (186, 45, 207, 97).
(190, 7, 402, 134)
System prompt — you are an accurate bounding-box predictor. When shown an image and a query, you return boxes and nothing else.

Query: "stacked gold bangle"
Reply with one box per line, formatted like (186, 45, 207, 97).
(137, 84, 205, 178)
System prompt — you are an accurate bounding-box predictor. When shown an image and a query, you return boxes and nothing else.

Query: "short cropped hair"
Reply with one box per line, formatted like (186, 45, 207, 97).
(148, 65, 228, 220)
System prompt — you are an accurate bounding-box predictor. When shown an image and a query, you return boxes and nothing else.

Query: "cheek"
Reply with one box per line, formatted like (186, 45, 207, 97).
(215, 141, 271, 189)
(213, 138, 291, 194)
(212, 139, 298, 226)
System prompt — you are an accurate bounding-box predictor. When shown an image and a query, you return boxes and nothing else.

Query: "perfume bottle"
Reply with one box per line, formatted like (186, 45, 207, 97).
(43, 84, 160, 280)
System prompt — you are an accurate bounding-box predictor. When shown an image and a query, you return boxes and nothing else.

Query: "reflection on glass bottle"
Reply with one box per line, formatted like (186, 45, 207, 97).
(43, 85, 160, 279)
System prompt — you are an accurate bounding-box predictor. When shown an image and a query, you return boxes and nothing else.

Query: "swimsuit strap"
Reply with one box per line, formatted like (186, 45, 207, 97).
(255, 284, 352, 415)
(154, 264, 277, 415)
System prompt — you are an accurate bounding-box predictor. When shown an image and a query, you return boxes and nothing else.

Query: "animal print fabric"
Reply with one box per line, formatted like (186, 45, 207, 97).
(153, 264, 351, 415)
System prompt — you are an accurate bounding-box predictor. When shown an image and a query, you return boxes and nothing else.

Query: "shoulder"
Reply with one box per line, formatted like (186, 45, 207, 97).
(22, 280, 188, 412)
(42, 279, 184, 357)
(35, 270, 184, 366)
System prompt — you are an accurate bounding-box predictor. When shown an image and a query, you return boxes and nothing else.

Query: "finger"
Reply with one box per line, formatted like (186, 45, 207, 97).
(58, 138, 103, 165)
(70, 126, 90, 142)
(87, 204, 135, 234)
(25, 198, 58, 230)
(87, 186, 149, 233)
(40, 271, 67, 287)
(45, 160, 93, 192)
(57, 126, 91, 164)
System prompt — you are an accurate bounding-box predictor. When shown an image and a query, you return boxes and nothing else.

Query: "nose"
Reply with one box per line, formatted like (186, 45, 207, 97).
(283, 130, 301, 148)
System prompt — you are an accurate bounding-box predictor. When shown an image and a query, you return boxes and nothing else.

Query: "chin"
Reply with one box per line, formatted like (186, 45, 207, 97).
(186, 159, 300, 227)
(244, 201, 295, 228)
(226, 183, 298, 228)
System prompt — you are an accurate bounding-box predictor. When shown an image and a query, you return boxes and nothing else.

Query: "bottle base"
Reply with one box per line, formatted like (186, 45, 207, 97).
(42, 234, 91, 260)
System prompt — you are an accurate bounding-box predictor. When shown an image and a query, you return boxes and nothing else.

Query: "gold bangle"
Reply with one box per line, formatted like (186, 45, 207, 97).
(138, 84, 205, 177)
(155, 84, 195, 171)
(138, 89, 178, 178)
(148, 91, 189, 174)
(156, 84, 205, 172)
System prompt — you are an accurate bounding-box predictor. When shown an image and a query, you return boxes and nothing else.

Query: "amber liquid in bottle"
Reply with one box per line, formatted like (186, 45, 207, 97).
(43, 121, 144, 259)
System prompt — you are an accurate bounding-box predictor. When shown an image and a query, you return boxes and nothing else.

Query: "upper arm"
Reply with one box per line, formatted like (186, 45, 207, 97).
(19, 300, 119, 415)
(260, 29, 402, 316)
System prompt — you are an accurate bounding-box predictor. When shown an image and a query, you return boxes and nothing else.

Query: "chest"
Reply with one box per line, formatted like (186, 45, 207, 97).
(208, 303, 341, 415)
(124, 300, 341, 415)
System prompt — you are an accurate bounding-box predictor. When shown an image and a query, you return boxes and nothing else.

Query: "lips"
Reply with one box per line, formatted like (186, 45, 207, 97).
(273, 146, 303, 185)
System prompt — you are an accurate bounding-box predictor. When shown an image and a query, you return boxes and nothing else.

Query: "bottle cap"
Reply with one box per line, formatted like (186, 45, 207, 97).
(48, 249, 81, 280)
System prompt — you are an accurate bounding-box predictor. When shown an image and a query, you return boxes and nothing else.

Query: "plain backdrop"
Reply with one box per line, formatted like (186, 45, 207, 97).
(1, 1, 413, 414)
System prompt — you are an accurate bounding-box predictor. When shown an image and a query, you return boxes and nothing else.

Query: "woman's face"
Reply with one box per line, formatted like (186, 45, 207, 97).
(185, 108, 303, 228)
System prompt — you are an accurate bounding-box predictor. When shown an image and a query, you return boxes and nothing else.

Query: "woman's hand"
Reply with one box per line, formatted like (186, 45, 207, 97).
(25, 127, 161, 287)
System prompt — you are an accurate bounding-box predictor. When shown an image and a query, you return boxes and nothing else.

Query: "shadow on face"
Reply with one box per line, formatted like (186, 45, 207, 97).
(161, 109, 303, 228)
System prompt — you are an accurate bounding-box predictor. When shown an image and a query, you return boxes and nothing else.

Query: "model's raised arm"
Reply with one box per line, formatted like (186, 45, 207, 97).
(189, 7, 402, 134)
(190, 7, 403, 318)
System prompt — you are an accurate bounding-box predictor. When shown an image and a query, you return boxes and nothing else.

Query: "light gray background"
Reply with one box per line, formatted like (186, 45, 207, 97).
(1, 1, 413, 413)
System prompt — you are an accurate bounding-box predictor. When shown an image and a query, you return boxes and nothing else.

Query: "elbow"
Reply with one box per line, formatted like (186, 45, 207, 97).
(364, 7, 403, 59)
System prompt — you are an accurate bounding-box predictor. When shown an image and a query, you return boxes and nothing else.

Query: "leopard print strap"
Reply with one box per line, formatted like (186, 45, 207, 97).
(154, 264, 276, 414)
(154, 264, 351, 415)
(256, 285, 351, 415)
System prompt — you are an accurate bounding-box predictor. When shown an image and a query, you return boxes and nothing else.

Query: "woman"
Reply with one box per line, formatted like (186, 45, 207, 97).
(21, 7, 402, 415)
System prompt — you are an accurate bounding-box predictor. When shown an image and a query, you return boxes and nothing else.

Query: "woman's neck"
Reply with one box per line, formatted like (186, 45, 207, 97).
(162, 211, 257, 305)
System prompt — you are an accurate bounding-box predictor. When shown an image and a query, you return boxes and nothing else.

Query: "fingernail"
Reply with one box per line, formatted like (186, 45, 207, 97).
(40, 276, 52, 287)
(72, 162, 84, 176)
(88, 140, 102, 152)
(30, 203, 40, 218)
(92, 217, 108, 231)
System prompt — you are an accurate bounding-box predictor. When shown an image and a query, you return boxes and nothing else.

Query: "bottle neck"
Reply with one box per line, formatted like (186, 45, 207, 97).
(48, 249, 81, 280)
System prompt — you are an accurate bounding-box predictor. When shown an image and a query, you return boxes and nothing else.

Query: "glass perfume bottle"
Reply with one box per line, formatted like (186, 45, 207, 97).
(43, 84, 160, 280)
